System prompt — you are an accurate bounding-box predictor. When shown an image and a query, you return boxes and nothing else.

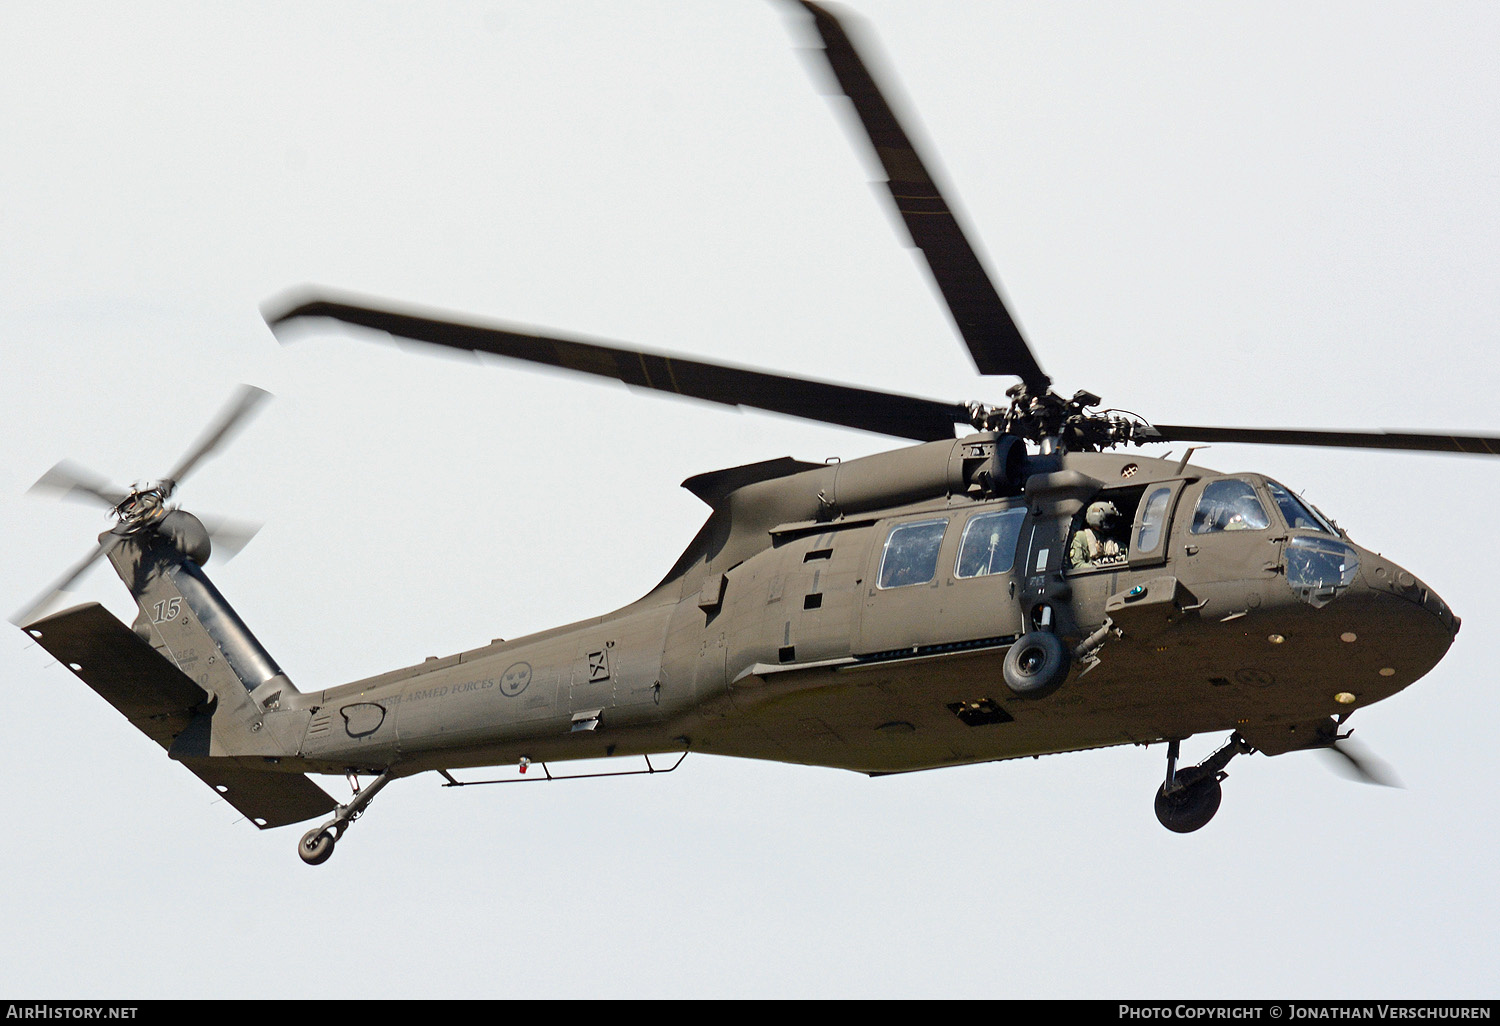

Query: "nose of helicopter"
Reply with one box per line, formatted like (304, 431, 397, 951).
(1330, 548, 1459, 702)
(1356, 550, 1460, 637)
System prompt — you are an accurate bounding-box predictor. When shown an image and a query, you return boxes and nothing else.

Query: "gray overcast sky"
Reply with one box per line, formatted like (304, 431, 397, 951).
(2, 0, 1498, 999)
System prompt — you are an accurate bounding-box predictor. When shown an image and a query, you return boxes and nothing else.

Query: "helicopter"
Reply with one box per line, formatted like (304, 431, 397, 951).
(13, 2, 1493, 865)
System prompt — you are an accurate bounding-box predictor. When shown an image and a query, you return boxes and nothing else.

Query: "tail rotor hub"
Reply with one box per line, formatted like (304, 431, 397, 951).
(13, 386, 270, 627)
(113, 485, 172, 530)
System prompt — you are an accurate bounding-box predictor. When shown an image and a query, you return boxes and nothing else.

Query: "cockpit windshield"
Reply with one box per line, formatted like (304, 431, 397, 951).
(1190, 479, 1270, 535)
(1265, 480, 1337, 535)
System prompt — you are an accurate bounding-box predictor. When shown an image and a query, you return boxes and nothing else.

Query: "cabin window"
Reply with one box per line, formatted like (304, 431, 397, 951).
(1265, 480, 1336, 534)
(877, 518, 948, 589)
(1190, 479, 1270, 535)
(955, 507, 1026, 579)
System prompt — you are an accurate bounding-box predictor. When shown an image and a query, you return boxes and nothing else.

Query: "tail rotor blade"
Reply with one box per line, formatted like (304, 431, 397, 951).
(161, 385, 271, 494)
(195, 514, 264, 562)
(21, 385, 271, 626)
(11, 533, 125, 627)
(28, 460, 129, 510)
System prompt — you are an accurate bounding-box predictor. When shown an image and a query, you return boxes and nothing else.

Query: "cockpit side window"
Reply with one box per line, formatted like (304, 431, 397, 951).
(1266, 480, 1336, 534)
(877, 518, 949, 589)
(1190, 479, 1270, 535)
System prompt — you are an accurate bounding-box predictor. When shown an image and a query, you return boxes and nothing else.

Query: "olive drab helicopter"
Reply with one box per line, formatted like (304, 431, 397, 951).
(15, 1, 1491, 864)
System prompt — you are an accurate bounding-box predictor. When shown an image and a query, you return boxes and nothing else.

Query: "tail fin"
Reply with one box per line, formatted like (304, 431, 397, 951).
(104, 514, 306, 759)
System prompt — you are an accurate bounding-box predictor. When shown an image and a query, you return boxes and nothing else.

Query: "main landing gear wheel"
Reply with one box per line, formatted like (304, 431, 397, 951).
(1152, 734, 1253, 834)
(1003, 631, 1070, 699)
(1154, 775, 1223, 833)
(299, 828, 336, 866)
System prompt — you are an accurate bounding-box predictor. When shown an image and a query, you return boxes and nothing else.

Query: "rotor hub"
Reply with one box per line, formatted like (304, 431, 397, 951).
(965, 387, 1155, 454)
(113, 486, 172, 529)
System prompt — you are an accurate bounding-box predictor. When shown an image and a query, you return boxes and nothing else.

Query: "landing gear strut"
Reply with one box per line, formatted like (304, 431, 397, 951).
(1153, 734, 1253, 833)
(298, 768, 396, 865)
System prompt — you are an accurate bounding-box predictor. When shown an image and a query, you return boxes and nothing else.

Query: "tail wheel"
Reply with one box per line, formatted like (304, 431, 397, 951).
(299, 828, 336, 866)
(1002, 631, 1070, 699)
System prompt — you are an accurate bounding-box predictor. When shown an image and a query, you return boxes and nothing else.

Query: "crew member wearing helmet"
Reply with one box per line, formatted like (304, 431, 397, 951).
(1070, 500, 1128, 569)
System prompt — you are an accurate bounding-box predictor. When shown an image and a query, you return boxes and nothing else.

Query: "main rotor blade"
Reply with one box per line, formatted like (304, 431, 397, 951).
(162, 385, 271, 493)
(1146, 423, 1500, 457)
(11, 532, 125, 627)
(265, 292, 970, 442)
(790, 1, 1050, 391)
(28, 459, 129, 509)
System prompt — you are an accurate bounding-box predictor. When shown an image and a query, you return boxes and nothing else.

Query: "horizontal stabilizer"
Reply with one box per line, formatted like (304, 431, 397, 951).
(25, 602, 207, 747)
(22, 603, 337, 829)
(175, 758, 338, 828)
